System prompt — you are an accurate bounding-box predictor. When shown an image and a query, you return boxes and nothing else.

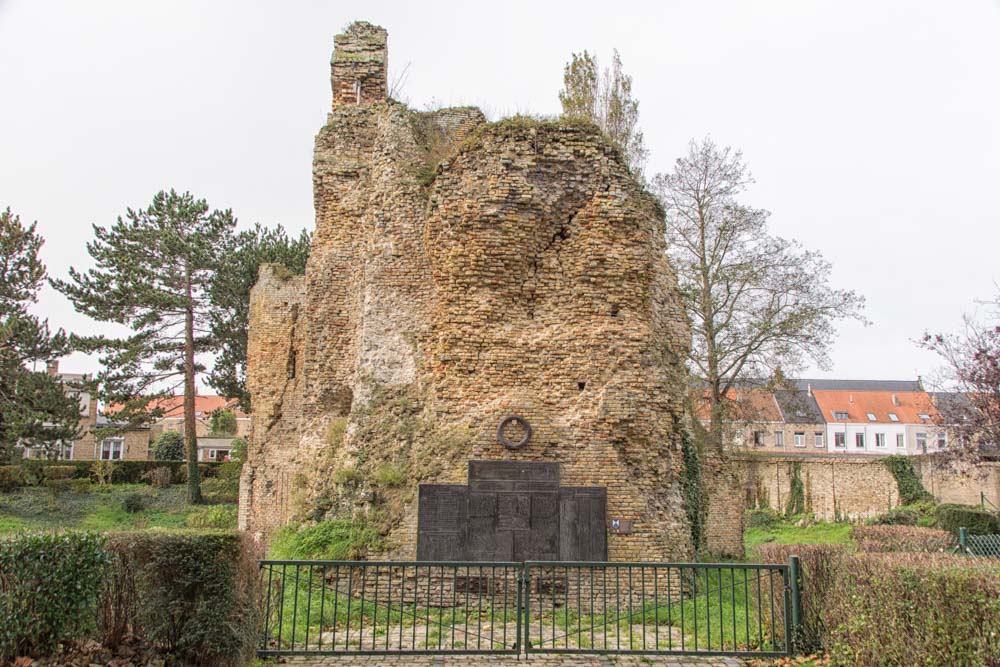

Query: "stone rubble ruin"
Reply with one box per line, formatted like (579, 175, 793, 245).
(239, 21, 694, 561)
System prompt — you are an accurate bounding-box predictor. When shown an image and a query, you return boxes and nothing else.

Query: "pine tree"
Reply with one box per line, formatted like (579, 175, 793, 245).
(53, 190, 235, 502)
(0, 208, 81, 460)
(207, 223, 310, 411)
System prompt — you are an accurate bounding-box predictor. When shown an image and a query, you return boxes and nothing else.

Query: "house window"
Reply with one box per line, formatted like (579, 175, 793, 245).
(59, 441, 73, 460)
(937, 433, 947, 448)
(888, 413, 899, 422)
(918, 413, 931, 421)
(866, 412, 877, 422)
(753, 431, 765, 446)
(855, 433, 865, 448)
(916, 432, 927, 452)
(100, 437, 124, 460)
(833, 411, 849, 420)
(794, 432, 805, 447)
(814, 432, 824, 447)
(896, 433, 905, 448)
(835, 432, 846, 448)
(774, 431, 784, 447)
(875, 433, 886, 448)
(208, 449, 231, 461)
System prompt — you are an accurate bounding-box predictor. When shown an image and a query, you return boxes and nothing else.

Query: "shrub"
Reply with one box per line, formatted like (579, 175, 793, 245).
(0, 465, 24, 493)
(209, 409, 237, 436)
(745, 507, 783, 529)
(936, 503, 1000, 535)
(333, 466, 363, 486)
(185, 505, 238, 529)
(151, 431, 185, 461)
(43, 465, 79, 481)
(200, 477, 239, 504)
(142, 465, 173, 488)
(270, 518, 384, 560)
(0, 532, 109, 661)
(102, 531, 260, 666)
(868, 508, 919, 526)
(44, 478, 92, 495)
(374, 463, 406, 488)
(91, 460, 119, 485)
(852, 525, 954, 553)
(121, 493, 146, 514)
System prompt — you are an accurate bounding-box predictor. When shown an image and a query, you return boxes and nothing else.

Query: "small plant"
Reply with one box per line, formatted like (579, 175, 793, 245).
(269, 518, 384, 560)
(0, 465, 24, 493)
(185, 504, 238, 529)
(121, 493, 146, 514)
(142, 465, 174, 488)
(91, 460, 119, 485)
(373, 463, 406, 488)
(333, 466, 363, 486)
(151, 430, 185, 460)
(745, 507, 783, 529)
(326, 418, 347, 446)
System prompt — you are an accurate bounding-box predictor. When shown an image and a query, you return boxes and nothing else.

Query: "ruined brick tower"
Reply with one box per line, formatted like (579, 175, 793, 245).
(239, 21, 694, 561)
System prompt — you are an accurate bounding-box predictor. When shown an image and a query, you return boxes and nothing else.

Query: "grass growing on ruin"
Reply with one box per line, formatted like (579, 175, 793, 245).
(268, 518, 385, 561)
(0, 484, 237, 535)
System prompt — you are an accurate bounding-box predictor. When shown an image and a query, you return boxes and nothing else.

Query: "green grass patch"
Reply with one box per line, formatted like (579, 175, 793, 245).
(745, 520, 854, 558)
(0, 484, 236, 535)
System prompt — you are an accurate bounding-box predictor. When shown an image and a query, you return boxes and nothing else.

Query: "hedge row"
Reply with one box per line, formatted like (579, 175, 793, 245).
(0, 531, 260, 665)
(0, 460, 224, 491)
(756, 543, 1000, 664)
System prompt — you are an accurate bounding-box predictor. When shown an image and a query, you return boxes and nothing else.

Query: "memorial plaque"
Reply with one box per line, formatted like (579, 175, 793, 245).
(416, 461, 607, 562)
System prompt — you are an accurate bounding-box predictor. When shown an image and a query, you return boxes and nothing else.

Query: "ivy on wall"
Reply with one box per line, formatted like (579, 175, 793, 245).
(785, 461, 806, 517)
(883, 455, 934, 505)
(681, 429, 707, 552)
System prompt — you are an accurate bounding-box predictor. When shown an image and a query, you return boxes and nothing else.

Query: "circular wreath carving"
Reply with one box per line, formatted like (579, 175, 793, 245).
(497, 414, 532, 450)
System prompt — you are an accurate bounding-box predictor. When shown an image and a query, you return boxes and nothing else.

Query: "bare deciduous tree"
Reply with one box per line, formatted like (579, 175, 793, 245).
(653, 137, 866, 451)
(559, 50, 649, 177)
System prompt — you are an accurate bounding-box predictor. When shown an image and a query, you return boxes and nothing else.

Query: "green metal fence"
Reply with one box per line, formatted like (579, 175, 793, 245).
(956, 527, 1000, 558)
(258, 559, 797, 658)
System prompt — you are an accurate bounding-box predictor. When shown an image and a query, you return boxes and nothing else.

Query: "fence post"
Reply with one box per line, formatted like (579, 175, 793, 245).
(788, 555, 802, 654)
(959, 527, 969, 554)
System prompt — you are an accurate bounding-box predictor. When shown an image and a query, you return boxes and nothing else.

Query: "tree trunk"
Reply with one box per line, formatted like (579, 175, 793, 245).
(184, 272, 201, 504)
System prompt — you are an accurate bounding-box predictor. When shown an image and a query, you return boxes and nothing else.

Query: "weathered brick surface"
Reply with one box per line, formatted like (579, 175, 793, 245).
(240, 22, 693, 562)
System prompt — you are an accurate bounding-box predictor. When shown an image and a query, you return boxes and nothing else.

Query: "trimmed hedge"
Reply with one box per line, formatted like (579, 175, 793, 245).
(101, 531, 260, 666)
(936, 503, 1000, 535)
(0, 532, 110, 660)
(755, 545, 1000, 663)
(852, 525, 954, 553)
(0, 460, 224, 490)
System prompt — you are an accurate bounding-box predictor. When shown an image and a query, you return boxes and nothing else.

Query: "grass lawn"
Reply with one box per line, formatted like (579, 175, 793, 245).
(744, 520, 854, 558)
(0, 483, 237, 534)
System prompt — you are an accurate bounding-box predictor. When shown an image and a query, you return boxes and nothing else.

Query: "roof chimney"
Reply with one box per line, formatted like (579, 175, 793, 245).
(892, 394, 900, 406)
(46, 360, 59, 376)
(849, 393, 854, 404)
(807, 383, 812, 396)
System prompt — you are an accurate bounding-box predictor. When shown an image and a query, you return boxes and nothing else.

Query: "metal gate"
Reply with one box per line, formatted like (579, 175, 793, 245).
(258, 559, 796, 658)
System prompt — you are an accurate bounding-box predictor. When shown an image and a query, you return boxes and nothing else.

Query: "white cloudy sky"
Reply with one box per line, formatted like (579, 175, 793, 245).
(1, 0, 998, 386)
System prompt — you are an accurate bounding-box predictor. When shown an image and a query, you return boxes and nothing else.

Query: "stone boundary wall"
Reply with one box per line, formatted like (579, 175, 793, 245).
(705, 452, 1000, 557)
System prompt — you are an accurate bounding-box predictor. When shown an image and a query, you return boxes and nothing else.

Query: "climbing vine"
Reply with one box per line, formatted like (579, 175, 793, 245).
(883, 455, 934, 505)
(681, 429, 707, 552)
(785, 461, 805, 517)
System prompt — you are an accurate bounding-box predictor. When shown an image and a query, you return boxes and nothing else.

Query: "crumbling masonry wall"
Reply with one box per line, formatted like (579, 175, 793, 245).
(240, 21, 694, 561)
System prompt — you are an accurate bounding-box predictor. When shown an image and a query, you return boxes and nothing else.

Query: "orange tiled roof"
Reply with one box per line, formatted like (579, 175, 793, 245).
(694, 388, 782, 422)
(106, 395, 247, 419)
(811, 390, 937, 425)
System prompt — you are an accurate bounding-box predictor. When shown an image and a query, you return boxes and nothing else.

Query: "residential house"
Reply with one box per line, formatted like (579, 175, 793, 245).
(145, 395, 250, 441)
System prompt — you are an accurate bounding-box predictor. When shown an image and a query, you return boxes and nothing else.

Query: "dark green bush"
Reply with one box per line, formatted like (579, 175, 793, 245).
(44, 477, 92, 495)
(936, 503, 1000, 535)
(121, 493, 146, 513)
(0, 465, 24, 492)
(200, 477, 239, 504)
(103, 531, 260, 666)
(0, 532, 109, 661)
(151, 431, 184, 461)
(745, 507, 783, 529)
(43, 465, 79, 481)
(868, 508, 919, 526)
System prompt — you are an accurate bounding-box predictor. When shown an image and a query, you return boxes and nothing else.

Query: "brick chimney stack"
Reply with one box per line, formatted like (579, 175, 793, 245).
(331, 22, 388, 107)
(46, 359, 59, 376)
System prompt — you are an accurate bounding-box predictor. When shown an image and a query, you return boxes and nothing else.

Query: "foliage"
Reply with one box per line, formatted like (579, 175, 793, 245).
(207, 223, 310, 411)
(209, 408, 237, 436)
(91, 459, 119, 485)
(882, 455, 933, 504)
(785, 462, 806, 517)
(679, 429, 707, 551)
(228, 437, 246, 464)
(921, 303, 1000, 459)
(867, 508, 919, 526)
(0, 465, 24, 492)
(0, 531, 109, 661)
(559, 50, 648, 177)
(745, 507, 783, 529)
(200, 476, 239, 504)
(53, 189, 237, 504)
(122, 492, 146, 513)
(373, 463, 405, 488)
(102, 531, 260, 666)
(852, 525, 954, 553)
(936, 502, 1000, 535)
(333, 465, 363, 486)
(269, 518, 384, 560)
(744, 519, 854, 558)
(142, 465, 173, 488)
(653, 139, 865, 450)
(184, 504, 238, 529)
(0, 207, 82, 461)
(151, 430, 185, 460)
(44, 477, 91, 495)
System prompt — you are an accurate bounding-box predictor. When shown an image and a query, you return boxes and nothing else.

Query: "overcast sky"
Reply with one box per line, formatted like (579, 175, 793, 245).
(1, 0, 998, 387)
